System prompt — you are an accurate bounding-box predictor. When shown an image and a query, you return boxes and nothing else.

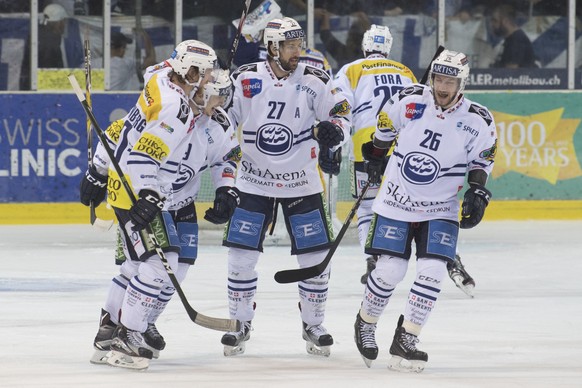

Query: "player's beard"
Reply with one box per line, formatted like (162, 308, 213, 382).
(433, 90, 457, 109)
(279, 55, 299, 72)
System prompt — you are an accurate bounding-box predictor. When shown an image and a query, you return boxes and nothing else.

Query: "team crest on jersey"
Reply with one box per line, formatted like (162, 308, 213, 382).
(479, 139, 497, 161)
(304, 66, 330, 84)
(405, 103, 426, 120)
(398, 85, 424, 100)
(256, 123, 293, 155)
(177, 99, 190, 124)
(468, 104, 493, 126)
(232, 63, 258, 80)
(242, 78, 262, 98)
(401, 152, 440, 185)
(329, 99, 351, 116)
(212, 109, 230, 131)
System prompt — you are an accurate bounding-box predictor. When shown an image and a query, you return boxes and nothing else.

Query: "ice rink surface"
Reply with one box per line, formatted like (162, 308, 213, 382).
(1, 220, 581, 388)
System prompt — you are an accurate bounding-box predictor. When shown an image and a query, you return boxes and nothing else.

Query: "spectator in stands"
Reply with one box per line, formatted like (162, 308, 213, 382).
(317, 9, 370, 69)
(19, 3, 68, 89)
(108, 30, 156, 90)
(0, 0, 29, 12)
(490, 4, 537, 68)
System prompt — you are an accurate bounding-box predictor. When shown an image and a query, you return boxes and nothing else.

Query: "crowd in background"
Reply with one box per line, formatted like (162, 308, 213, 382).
(2, 0, 582, 90)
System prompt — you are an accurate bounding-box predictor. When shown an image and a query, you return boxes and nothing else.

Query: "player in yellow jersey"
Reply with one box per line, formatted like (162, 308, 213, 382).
(332, 25, 417, 284)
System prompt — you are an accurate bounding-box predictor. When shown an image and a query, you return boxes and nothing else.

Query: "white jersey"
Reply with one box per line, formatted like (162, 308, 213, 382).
(229, 61, 351, 197)
(372, 84, 497, 222)
(333, 54, 417, 161)
(169, 108, 240, 211)
(93, 61, 197, 210)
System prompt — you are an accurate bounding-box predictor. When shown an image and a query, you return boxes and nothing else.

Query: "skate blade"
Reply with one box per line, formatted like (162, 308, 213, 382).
(143, 345, 161, 359)
(106, 350, 150, 370)
(452, 275, 475, 298)
(223, 342, 246, 357)
(359, 354, 373, 368)
(305, 342, 331, 357)
(89, 349, 109, 365)
(387, 355, 426, 373)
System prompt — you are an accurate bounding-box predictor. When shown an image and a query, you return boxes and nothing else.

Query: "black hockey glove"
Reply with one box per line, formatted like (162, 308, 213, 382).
(204, 186, 240, 225)
(362, 141, 389, 184)
(319, 146, 342, 176)
(129, 189, 164, 231)
(79, 166, 108, 206)
(460, 184, 492, 229)
(312, 121, 344, 148)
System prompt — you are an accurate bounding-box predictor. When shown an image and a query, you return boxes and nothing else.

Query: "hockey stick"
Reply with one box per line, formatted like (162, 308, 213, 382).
(419, 45, 445, 85)
(274, 181, 371, 284)
(134, 0, 144, 87)
(68, 74, 239, 333)
(226, 0, 252, 69)
(84, 39, 114, 231)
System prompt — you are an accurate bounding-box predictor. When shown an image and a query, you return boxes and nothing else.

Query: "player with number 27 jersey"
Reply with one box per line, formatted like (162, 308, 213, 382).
(229, 61, 351, 197)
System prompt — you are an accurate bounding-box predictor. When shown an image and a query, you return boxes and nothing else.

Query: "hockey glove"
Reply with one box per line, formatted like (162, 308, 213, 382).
(129, 189, 165, 231)
(319, 146, 342, 176)
(362, 141, 388, 184)
(204, 186, 240, 225)
(460, 184, 492, 229)
(312, 121, 344, 148)
(80, 166, 108, 206)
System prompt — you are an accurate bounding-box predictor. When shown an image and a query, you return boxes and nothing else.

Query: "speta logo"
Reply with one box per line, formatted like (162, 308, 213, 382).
(433, 64, 459, 76)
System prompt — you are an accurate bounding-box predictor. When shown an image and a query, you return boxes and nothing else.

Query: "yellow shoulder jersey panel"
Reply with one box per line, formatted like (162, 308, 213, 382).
(138, 73, 163, 123)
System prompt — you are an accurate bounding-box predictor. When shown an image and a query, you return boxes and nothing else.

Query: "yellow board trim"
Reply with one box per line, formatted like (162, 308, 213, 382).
(0, 201, 580, 224)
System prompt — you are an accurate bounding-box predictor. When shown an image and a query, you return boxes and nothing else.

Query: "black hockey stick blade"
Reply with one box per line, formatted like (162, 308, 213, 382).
(226, 0, 252, 69)
(274, 181, 371, 284)
(419, 45, 445, 85)
(68, 74, 239, 333)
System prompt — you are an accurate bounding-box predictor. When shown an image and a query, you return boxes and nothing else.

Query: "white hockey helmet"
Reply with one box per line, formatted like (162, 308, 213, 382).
(41, 3, 67, 25)
(263, 16, 305, 56)
(167, 40, 218, 81)
(361, 24, 393, 57)
(202, 68, 233, 109)
(429, 50, 470, 94)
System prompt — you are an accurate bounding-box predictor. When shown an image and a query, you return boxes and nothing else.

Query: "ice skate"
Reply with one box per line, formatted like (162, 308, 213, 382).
(143, 323, 166, 359)
(448, 254, 475, 298)
(90, 309, 117, 365)
(388, 315, 428, 373)
(302, 322, 333, 357)
(354, 313, 378, 367)
(360, 255, 378, 284)
(106, 326, 153, 370)
(221, 321, 251, 357)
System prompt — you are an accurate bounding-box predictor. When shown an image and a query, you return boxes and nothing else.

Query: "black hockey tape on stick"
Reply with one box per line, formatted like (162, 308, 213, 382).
(274, 181, 371, 284)
(226, 0, 252, 69)
(68, 74, 239, 332)
(420, 45, 445, 85)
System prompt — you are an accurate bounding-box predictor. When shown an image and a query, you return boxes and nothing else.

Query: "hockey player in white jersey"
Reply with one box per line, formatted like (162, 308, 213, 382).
(353, 50, 497, 372)
(332, 24, 417, 284)
(220, 16, 351, 357)
(80, 41, 241, 370)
